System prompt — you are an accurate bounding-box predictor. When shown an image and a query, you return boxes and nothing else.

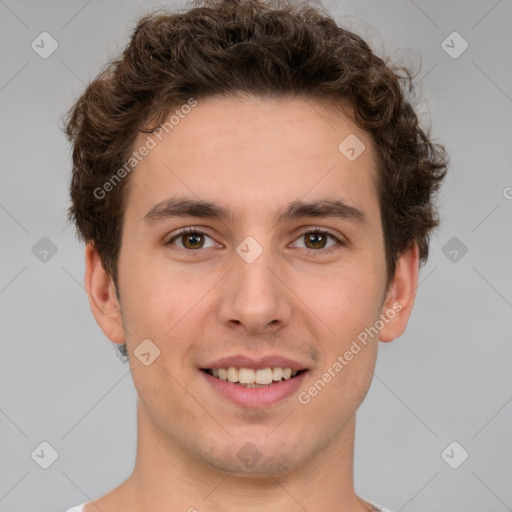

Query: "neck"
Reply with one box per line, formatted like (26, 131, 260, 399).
(106, 402, 374, 512)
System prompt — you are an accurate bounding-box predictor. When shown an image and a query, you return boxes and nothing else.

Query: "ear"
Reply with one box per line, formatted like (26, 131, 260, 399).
(378, 243, 420, 343)
(84, 243, 126, 345)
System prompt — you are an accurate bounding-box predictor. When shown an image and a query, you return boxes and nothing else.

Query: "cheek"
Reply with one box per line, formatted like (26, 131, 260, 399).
(117, 252, 186, 336)
(302, 264, 383, 393)
(303, 283, 379, 417)
(118, 264, 212, 381)
(309, 262, 385, 329)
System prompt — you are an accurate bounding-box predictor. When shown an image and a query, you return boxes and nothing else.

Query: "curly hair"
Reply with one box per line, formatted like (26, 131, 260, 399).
(65, 0, 447, 291)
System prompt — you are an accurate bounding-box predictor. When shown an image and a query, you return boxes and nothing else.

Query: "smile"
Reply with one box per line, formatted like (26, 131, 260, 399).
(201, 367, 308, 407)
(202, 367, 303, 387)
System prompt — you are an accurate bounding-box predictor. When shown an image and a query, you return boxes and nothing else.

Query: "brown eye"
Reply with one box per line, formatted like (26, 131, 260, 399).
(167, 228, 216, 250)
(292, 228, 343, 255)
(181, 232, 204, 249)
(304, 231, 329, 249)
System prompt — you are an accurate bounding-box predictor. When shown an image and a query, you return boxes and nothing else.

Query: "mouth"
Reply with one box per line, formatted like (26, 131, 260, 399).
(201, 367, 305, 388)
(198, 354, 309, 408)
(200, 355, 310, 407)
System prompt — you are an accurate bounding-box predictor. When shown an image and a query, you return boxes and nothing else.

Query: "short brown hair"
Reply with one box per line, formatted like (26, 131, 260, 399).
(65, 0, 448, 288)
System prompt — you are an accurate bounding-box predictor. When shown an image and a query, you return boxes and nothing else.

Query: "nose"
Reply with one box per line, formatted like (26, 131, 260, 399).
(217, 246, 293, 335)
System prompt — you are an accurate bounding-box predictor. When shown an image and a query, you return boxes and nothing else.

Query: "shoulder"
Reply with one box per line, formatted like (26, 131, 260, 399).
(63, 503, 86, 512)
(365, 500, 396, 512)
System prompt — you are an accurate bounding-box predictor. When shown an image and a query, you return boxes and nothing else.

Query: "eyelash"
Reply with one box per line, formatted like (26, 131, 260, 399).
(166, 227, 345, 256)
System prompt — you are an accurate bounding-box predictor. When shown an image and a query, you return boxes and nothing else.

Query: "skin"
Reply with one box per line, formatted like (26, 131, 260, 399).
(85, 95, 419, 512)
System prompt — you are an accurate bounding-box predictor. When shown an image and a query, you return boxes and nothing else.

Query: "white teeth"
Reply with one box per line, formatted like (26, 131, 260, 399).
(226, 367, 238, 383)
(272, 367, 283, 381)
(255, 368, 274, 385)
(208, 366, 300, 385)
(238, 368, 255, 384)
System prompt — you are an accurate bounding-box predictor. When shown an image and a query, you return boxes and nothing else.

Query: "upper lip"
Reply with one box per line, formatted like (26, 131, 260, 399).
(201, 354, 309, 371)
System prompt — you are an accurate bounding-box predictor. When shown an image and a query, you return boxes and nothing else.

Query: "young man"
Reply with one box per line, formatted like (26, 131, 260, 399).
(64, 0, 447, 510)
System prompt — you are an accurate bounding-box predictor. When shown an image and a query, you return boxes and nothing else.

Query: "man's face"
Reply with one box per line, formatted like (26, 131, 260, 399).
(114, 96, 393, 474)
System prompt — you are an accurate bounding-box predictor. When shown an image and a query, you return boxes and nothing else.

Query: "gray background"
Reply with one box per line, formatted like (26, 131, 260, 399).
(1, 1, 511, 511)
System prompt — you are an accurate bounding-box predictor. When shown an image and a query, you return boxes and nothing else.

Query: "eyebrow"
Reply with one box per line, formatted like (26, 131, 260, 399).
(143, 196, 367, 226)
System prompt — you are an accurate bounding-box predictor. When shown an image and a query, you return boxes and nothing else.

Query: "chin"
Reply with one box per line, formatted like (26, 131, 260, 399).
(200, 446, 307, 477)
(192, 428, 324, 478)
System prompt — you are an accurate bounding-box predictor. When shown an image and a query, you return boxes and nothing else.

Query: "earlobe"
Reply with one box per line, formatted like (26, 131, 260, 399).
(84, 243, 126, 345)
(378, 243, 420, 343)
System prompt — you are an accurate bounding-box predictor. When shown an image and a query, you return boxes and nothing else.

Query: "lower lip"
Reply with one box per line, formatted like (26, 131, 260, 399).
(201, 370, 308, 408)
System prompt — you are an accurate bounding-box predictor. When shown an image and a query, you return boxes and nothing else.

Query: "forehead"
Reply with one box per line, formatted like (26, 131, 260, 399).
(126, 96, 380, 226)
